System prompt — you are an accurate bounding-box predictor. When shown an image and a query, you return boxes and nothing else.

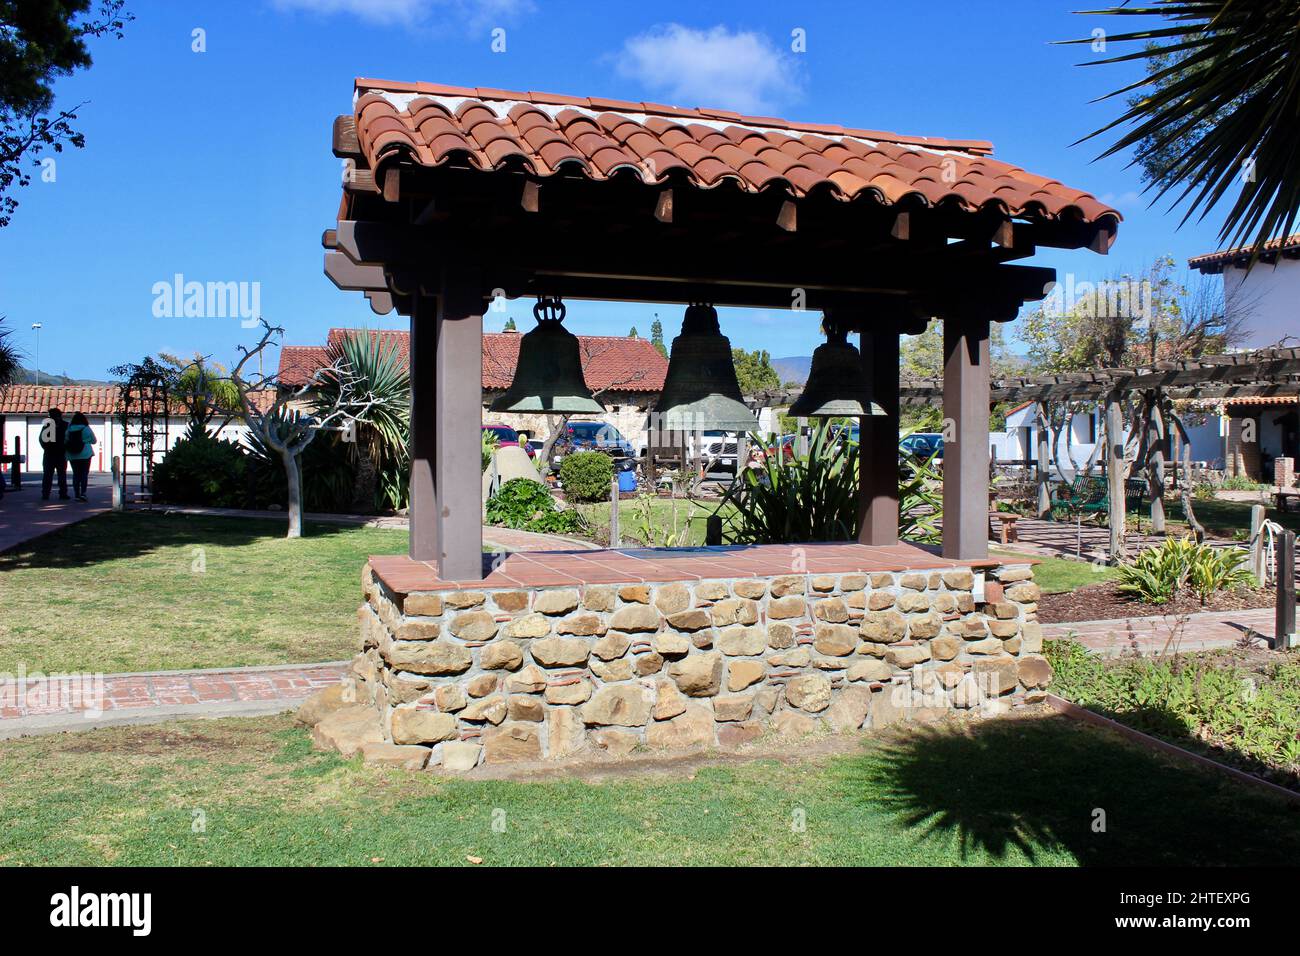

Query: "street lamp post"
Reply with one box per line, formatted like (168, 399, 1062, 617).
(31, 323, 41, 386)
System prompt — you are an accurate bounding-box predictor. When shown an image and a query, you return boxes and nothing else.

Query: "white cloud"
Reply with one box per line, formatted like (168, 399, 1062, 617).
(270, 0, 533, 29)
(614, 24, 804, 115)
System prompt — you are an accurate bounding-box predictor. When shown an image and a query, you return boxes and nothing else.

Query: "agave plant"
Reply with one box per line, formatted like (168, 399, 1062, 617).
(1069, 1, 1300, 253)
(311, 331, 410, 511)
(716, 421, 943, 545)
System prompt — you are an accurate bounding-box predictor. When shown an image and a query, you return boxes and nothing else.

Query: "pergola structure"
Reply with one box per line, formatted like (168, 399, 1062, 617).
(324, 78, 1120, 580)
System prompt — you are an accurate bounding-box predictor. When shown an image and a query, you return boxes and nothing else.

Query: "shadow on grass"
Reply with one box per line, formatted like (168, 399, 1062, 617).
(0, 511, 374, 570)
(841, 715, 1300, 866)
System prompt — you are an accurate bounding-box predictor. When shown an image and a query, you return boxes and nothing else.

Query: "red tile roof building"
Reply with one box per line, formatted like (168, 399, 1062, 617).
(278, 328, 668, 395)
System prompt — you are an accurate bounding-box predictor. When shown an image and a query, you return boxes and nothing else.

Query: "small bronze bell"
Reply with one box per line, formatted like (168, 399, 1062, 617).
(788, 324, 885, 418)
(653, 304, 760, 432)
(489, 297, 605, 414)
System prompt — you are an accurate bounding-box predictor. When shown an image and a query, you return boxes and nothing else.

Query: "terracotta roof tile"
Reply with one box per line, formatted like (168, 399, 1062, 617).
(346, 79, 1121, 226)
(1189, 233, 1300, 271)
(278, 329, 668, 395)
(0, 385, 121, 416)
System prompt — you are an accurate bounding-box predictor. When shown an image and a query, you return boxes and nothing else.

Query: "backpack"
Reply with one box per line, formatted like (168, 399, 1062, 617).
(65, 427, 85, 456)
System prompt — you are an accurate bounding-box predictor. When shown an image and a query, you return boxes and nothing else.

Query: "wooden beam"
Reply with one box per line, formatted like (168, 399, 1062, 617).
(654, 188, 673, 223)
(858, 325, 901, 545)
(890, 211, 910, 241)
(435, 268, 486, 580)
(777, 200, 797, 232)
(521, 179, 540, 213)
(942, 313, 990, 560)
(332, 114, 359, 157)
(409, 294, 438, 562)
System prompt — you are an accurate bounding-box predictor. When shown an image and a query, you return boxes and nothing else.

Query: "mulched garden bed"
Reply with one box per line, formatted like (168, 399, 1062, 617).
(1038, 580, 1273, 623)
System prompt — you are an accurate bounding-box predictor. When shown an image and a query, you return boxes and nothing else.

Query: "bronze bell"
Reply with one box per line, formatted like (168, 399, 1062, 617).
(653, 304, 760, 432)
(489, 297, 605, 414)
(788, 324, 885, 418)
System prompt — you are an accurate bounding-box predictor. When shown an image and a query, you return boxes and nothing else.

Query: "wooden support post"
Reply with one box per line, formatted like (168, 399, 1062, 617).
(942, 315, 989, 560)
(859, 327, 900, 546)
(609, 476, 621, 548)
(1105, 396, 1126, 563)
(1249, 504, 1267, 583)
(796, 418, 809, 458)
(1035, 402, 1051, 518)
(436, 273, 485, 580)
(1148, 395, 1166, 534)
(409, 294, 439, 562)
(1276, 529, 1296, 650)
(111, 456, 123, 512)
(706, 514, 723, 546)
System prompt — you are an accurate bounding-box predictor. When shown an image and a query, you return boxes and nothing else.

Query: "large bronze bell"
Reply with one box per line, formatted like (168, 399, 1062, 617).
(788, 324, 885, 418)
(653, 304, 760, 432)
(489, 297, 605, 414)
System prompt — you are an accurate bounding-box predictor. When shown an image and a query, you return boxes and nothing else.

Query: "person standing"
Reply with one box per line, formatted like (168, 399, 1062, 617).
(65, 412, 96, 501)
(39, 407, 69, 501)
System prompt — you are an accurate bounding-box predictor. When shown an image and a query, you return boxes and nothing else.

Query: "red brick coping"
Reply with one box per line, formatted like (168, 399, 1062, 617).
(370, 542, 1011, 594)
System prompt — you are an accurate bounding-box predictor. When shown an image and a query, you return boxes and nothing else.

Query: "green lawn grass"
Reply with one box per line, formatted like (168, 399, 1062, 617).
(1164, 496, 1300, 539)
(992, 552, 1118, 594)
(0, 512, 408, 673)
(577, 497, 734, 547)
(0, 712, 1294, 866)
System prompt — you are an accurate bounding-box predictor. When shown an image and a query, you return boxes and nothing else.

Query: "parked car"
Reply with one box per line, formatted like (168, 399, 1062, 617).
(636, 430, 741, 474)
(551, 421, 635, 466)
(482, 424, 535, 458)
(899, 432, 944, 462)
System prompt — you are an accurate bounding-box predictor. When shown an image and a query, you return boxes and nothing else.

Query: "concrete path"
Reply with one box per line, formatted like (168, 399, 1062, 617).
(1042, 607, 1274, 657)
(0, 471, 113, 553)
(0, 661, 347, 739)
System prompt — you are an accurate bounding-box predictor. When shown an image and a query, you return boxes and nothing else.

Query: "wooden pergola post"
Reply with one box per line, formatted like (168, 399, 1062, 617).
(942, 312, 991, 560)
(858, 325, 900, 546)
(435, 269, 485, 580)
(409, 293, 439, 561)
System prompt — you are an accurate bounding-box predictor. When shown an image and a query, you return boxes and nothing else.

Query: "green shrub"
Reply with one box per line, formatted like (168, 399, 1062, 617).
(1047, 639, 1300, 781)
(486, 478, 582, 534)
(559, 451, 614, 503)
(153, 424, 249, 508)
(482, 430, 498, 473)
(1116, 537, 1254, 605)
(1193, 481, 1217, 500)
(1220, 474, 1269, 491)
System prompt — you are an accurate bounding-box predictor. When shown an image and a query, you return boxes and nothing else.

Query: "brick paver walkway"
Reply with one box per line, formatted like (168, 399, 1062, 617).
(0, 661, 346, 735)
(1043, 607, 1274, 657)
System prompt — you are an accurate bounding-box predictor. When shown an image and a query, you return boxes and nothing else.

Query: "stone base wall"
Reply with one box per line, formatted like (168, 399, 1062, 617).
(349, 564, 1050, 770)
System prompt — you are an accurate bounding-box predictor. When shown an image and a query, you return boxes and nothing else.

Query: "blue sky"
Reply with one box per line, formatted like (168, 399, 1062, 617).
(0, 0, 1231, 380)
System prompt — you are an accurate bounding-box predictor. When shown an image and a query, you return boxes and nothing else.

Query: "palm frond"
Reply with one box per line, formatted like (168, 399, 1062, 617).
(1065, 1, 1300, 258)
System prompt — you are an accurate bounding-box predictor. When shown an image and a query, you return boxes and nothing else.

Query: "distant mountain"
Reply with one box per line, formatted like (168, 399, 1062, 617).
(772, 356, 812, 385)
(11, 366, 112, 387)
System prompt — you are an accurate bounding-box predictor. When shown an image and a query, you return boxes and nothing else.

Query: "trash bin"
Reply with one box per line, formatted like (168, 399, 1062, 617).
(617, 468, 637, 493)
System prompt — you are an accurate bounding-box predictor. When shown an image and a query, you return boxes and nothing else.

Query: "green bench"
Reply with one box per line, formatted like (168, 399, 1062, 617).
(1051, 475, 1145, 522)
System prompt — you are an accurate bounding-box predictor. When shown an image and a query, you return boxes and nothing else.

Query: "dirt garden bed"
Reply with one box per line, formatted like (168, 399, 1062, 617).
(1038, 580, 1273, 623)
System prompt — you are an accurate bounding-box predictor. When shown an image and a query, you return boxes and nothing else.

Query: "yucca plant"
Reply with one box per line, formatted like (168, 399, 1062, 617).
(312, 331, 410, 511)
(0, 317, 21, 393)
(1068, 2, 1300, 253)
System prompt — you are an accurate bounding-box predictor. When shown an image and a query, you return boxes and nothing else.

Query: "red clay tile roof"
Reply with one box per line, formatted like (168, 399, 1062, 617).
(0, 385, 122, 416)
(1189, 233, 1300, 272)
(349, 79, 1120, 226)
(280, 328, 668, 394)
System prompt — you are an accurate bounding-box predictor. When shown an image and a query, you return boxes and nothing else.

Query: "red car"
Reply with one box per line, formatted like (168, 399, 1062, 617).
(482, 424, 535, 458)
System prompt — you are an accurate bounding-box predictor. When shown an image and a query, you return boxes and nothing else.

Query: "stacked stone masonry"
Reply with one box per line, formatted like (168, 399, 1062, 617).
(347, 562, 1050, 770)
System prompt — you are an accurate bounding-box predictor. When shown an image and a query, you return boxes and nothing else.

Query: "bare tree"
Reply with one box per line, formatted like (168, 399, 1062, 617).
(225, 320, 390, 539)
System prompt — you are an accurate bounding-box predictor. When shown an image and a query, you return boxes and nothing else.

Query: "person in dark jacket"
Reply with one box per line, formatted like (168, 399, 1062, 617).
(39, 407, 70, 501)
(65, 411, 97, 501)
